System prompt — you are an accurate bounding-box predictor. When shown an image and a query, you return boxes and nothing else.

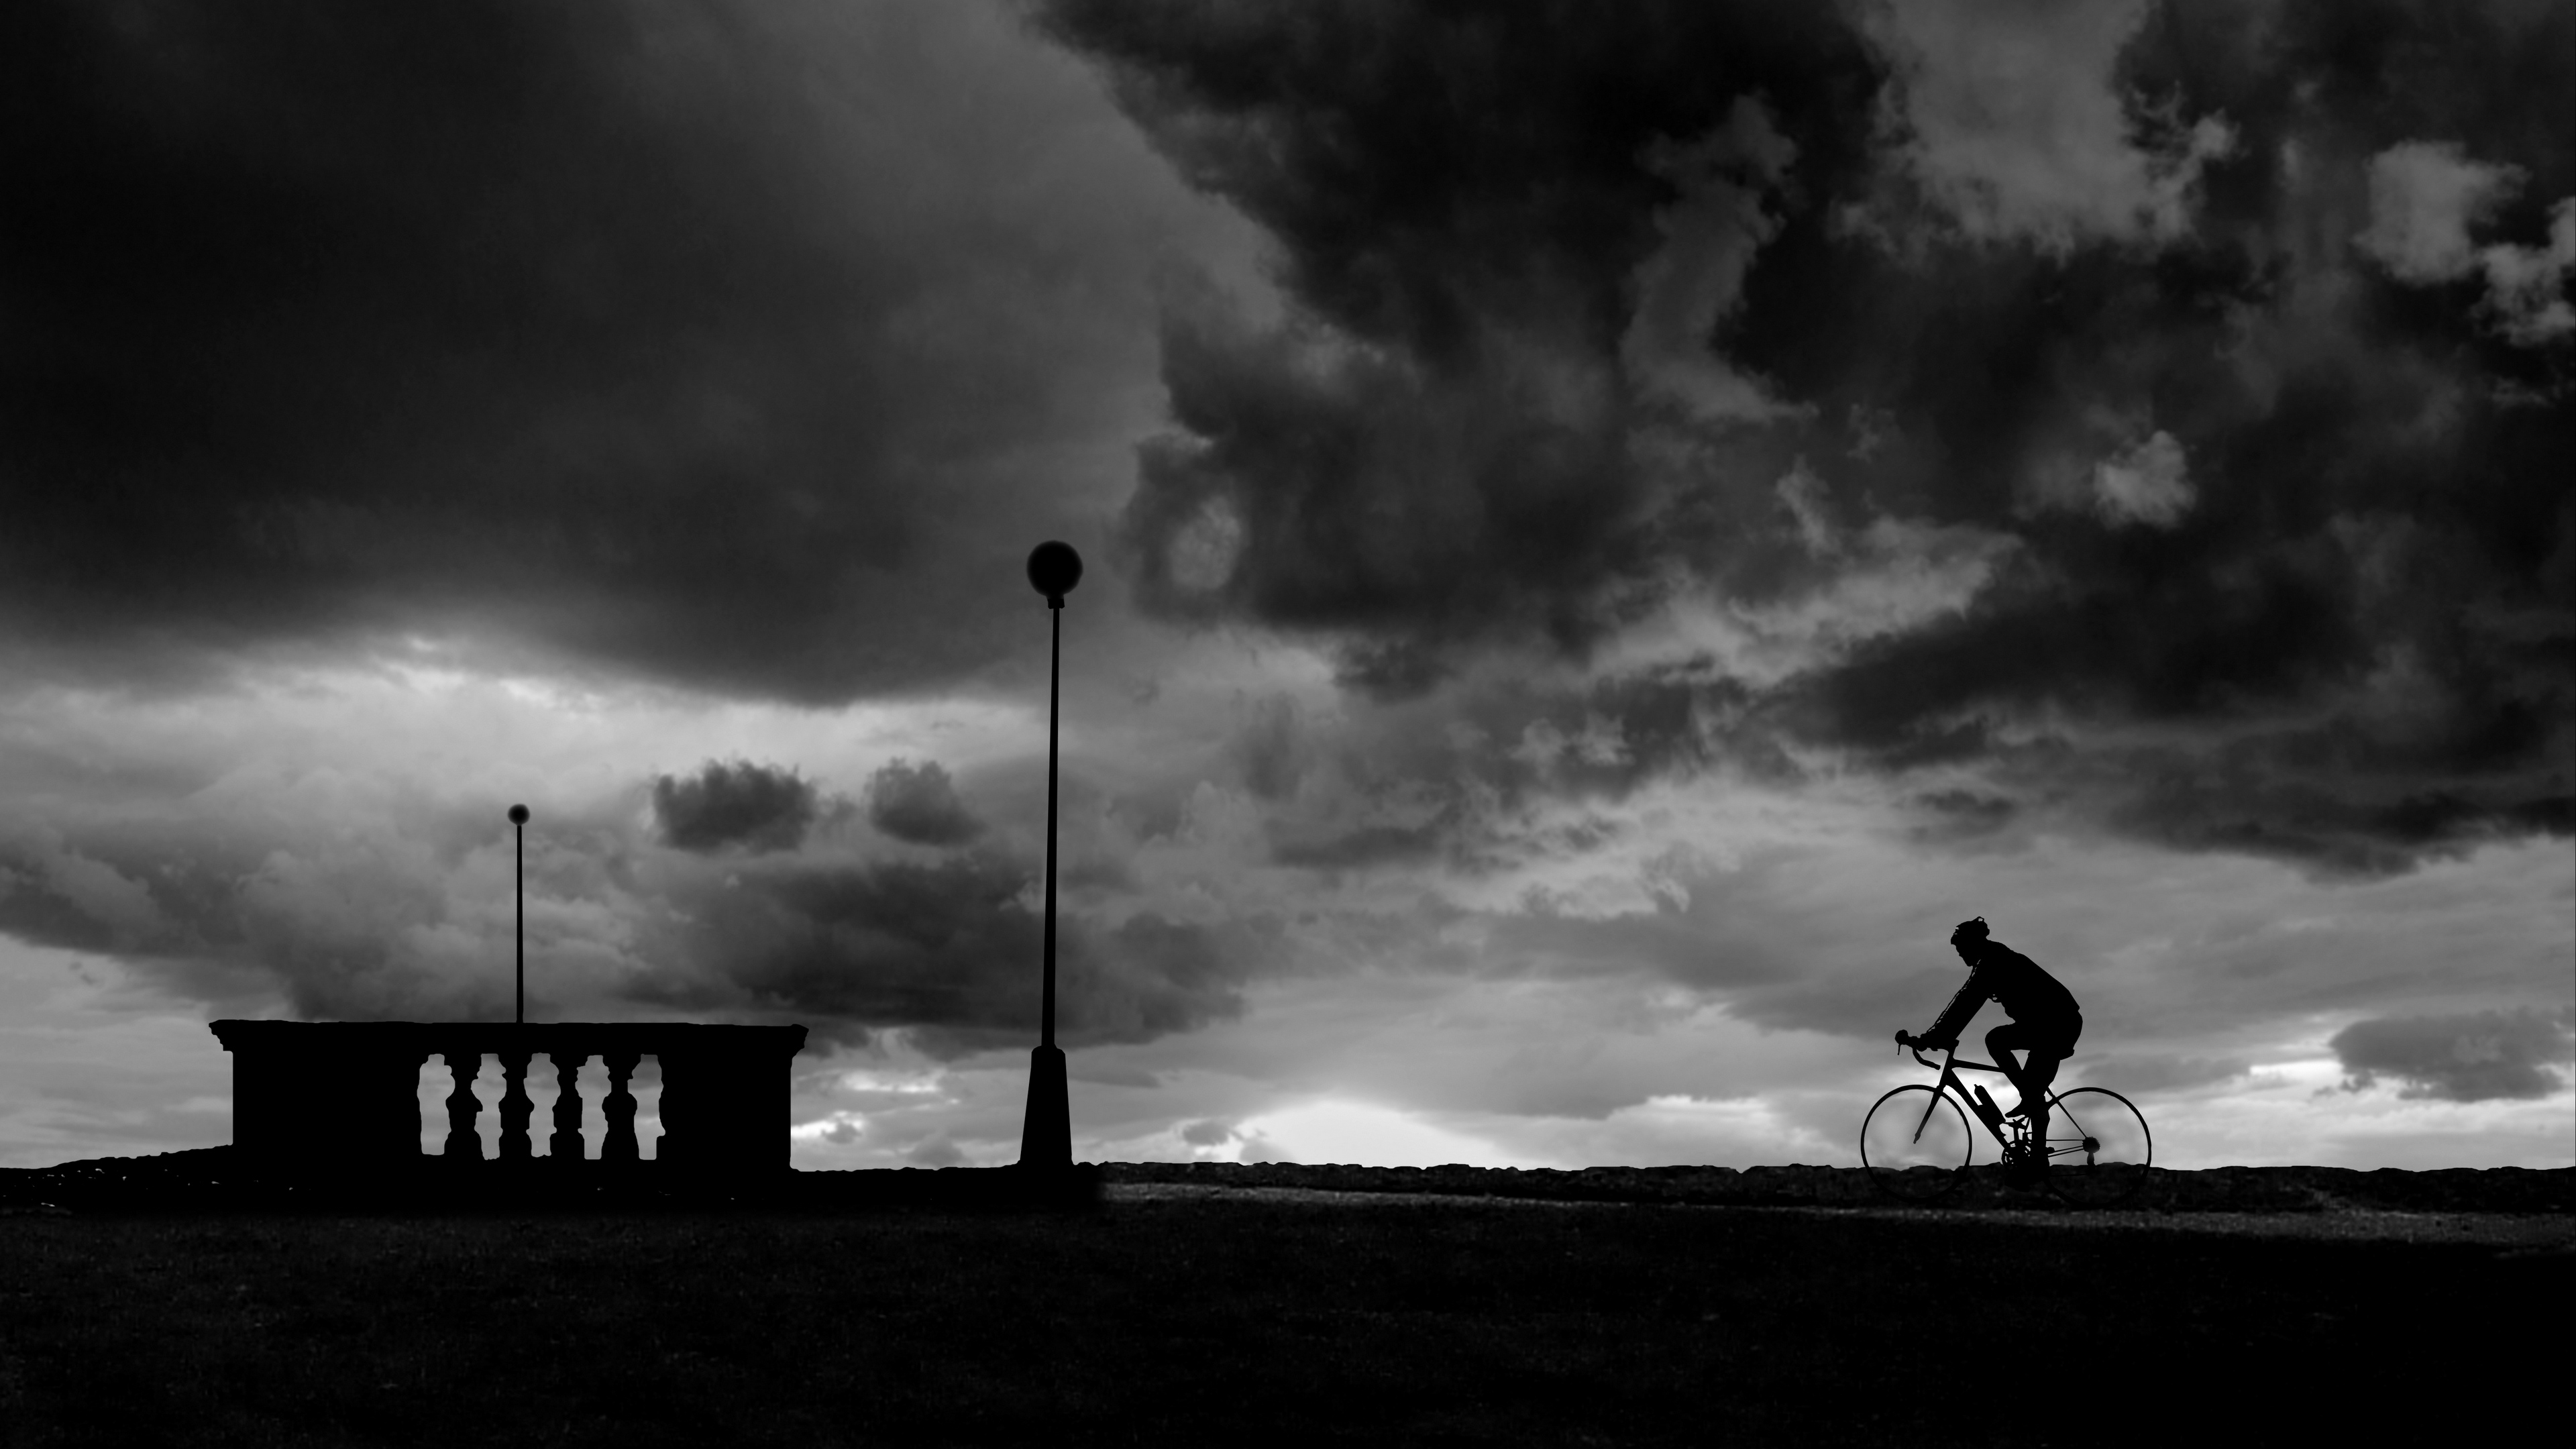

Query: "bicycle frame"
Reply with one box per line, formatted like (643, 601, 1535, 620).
(1909, 1044, 2076, 1160)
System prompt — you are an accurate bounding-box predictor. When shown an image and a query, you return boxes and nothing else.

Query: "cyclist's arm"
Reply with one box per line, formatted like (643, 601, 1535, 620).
(1917, 971, 1987, 1049)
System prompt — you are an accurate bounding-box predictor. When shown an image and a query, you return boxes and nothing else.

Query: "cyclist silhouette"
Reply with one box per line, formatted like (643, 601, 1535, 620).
(1894, 918, 2083, 1175)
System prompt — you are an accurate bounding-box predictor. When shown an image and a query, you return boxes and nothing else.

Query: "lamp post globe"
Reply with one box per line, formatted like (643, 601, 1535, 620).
(1027, 540, 1082, 602)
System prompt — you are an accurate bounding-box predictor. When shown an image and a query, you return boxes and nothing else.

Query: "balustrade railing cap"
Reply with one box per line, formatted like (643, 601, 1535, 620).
(209, 1020, 808, 1056)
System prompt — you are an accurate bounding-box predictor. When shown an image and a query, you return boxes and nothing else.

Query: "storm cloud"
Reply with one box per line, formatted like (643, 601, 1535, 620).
(637, 842, 1258, 1053)
(0, 0, 1203, 700)
(0, 3, 2566, 1175)
(1040, 0, 2576, 873)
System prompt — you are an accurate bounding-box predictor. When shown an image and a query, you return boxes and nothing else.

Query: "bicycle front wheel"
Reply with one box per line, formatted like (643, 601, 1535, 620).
(2041, 1087, 2151, 1208)
(1861, 1085, 1972, 1201)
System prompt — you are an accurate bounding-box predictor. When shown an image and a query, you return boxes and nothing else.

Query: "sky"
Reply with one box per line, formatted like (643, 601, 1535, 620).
(1, 0, 2569, 1174)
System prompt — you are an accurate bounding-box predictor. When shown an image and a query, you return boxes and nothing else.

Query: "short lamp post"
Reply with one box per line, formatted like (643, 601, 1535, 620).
(508, 804, 529, 1024)
(1018, 541, 1081, 1171)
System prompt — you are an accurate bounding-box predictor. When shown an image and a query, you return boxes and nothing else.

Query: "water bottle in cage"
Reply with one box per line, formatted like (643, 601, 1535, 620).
(1972, 1085, 2005, 1132)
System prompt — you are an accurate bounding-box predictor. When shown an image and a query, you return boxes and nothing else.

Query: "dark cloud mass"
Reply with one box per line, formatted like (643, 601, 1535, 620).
(2331, 1007, 2575, 1101)
(1055, 1, 1880, 661)
(863, 759, 984, 846)
(653, 760, 820, 853)
(647, 846, 1257, 1054)
(0, 0, 1171, 699)
(1040, 0, 2576, 873)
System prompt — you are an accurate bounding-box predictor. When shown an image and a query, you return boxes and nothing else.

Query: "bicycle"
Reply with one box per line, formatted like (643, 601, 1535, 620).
(1860, 1038, 2152, 1207)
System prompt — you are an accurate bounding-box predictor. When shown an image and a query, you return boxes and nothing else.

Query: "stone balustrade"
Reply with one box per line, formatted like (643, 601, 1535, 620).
(208, 1022, 808, 1179)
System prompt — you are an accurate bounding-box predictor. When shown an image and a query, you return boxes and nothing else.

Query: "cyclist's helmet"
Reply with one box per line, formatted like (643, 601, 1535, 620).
(1949, 916, 1990, 949)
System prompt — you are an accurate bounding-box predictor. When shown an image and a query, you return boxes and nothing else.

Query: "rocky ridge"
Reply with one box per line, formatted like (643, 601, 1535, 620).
(1, 1147, 2567, 1215)
(1097, 1159, 2575, 1214)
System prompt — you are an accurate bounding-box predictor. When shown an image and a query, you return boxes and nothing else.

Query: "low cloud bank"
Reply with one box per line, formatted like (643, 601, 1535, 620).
(0, 746, 1252, 1056)
(2332, 1008, 2576, 1102)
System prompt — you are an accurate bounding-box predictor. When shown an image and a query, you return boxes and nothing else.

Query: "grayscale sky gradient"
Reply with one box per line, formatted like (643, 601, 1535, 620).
(2, 0, 2568, 1171)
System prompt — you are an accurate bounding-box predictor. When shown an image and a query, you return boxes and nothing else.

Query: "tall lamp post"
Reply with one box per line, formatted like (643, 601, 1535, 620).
(508, 804, 529, 1024)
(1018, 541, 1081, 1170)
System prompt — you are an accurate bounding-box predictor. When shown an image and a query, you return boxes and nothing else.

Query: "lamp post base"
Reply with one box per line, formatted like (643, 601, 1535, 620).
(1017, 1043, 1071, 1170)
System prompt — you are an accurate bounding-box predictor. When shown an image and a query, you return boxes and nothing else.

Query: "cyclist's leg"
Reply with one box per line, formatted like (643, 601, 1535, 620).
(2023, 1044, 2063, 1142)
(1984, 1022, 2036, 1112)
(2023, 1015, 2082, 1146)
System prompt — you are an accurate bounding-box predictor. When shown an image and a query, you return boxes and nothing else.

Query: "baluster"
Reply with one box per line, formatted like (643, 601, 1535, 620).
(498, 1051, 534, 1161)
(602, 1051, 641, 1163)
(548, 1052, 587, 1163)
(442, 1050, 483, 1161)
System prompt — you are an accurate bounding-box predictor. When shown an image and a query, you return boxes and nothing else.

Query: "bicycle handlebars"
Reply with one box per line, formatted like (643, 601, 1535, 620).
(1897, 1037, 2002, 1074)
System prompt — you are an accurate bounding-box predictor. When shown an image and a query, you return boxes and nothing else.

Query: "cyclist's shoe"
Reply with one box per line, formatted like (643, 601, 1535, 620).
(2003, 1098, 2035, 1120)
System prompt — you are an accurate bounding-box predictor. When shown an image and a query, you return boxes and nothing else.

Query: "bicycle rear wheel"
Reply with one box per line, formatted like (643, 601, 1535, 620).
(1861, 1085, 1972, 1201)
(2040, 1087, 2151, 1208)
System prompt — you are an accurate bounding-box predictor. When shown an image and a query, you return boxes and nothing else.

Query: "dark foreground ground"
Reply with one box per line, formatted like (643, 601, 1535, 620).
(1, 1156, 2567, 1446)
